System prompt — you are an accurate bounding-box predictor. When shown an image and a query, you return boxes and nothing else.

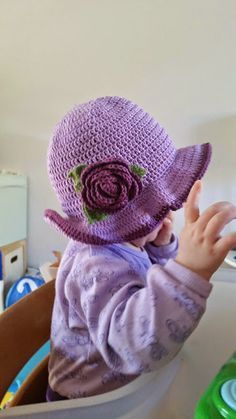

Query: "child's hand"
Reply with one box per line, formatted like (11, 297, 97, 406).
(152, 212, 174, 246)
(175, 180, 236, 280)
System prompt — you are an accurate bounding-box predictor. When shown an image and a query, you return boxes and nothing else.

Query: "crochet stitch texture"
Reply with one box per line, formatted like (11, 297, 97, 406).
(45, 96, 212, 244)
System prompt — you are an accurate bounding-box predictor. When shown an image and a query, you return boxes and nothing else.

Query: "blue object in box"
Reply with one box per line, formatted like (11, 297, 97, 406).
(5, 275, 45, 308)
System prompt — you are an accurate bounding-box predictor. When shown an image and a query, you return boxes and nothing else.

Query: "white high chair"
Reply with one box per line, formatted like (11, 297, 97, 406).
(0, 280, 180, 419)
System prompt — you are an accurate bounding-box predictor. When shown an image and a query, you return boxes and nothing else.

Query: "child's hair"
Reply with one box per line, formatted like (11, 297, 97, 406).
(45, 96, 211, 244)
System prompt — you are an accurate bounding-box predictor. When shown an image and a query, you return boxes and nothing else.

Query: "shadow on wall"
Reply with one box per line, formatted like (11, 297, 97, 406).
(192, 115, 236, 233)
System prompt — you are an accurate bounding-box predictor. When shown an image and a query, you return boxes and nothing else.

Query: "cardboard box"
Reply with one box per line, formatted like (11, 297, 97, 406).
(0, 240, 27, 295)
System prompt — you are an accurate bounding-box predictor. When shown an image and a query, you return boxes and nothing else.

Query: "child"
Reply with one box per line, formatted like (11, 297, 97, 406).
(45, 96, 236, 401)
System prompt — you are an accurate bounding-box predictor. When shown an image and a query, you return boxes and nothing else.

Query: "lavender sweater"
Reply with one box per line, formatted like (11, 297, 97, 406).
(48, 236, 212, 399)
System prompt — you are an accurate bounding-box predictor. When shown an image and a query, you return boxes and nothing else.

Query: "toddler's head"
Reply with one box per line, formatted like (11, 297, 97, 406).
(45, 96, 211, 244)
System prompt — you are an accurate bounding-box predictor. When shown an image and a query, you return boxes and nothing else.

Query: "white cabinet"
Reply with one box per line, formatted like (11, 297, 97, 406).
(0, 173, 27, 247)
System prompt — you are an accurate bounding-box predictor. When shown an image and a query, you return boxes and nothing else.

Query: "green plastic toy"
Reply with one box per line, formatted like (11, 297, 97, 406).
(195, 352, 236, 418)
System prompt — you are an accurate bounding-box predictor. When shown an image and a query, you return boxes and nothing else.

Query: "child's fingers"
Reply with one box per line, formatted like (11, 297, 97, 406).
(215, 231, 236, 255)
(166, 211, 174, 222)
(157, 219, 171, 236)
(153, 218, 173, 245)
(184, 180, 202, 224)
(204, 205, 236, 242)
(196, 202, 233, 232)
(163, 217, 172, 225)
(163, 218, 172, 232)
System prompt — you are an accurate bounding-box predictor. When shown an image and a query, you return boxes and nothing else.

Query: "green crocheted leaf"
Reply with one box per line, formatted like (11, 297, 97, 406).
(68, 164, 87, 192)
(83, 206, 108, 224)
(130, 164, 147, 177)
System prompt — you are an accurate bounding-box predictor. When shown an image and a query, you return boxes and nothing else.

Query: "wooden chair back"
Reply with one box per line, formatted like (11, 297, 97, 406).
(0, 280, 55, 406)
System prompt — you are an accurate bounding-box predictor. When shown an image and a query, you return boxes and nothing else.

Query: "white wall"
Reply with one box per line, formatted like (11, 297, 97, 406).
(0, 0, 235, 267)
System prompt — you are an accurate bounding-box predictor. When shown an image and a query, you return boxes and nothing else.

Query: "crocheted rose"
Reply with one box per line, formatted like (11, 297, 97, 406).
(68, 159, 147, 224)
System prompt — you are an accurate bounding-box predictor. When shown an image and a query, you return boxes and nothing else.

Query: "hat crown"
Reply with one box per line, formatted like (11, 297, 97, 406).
(48, 96, 175, 217)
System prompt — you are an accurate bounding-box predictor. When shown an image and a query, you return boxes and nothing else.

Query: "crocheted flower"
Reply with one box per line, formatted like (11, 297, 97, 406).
(68, 159, 146, 224)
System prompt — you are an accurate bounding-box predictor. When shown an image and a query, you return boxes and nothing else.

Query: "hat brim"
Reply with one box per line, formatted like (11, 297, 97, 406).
(156, 142, 212, 211)
(44, 142, 212, 244)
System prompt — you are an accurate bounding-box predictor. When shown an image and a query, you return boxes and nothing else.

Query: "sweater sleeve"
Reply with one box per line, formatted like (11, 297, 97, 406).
(145, 234, 178, 265)
(67, 253, 212, 375)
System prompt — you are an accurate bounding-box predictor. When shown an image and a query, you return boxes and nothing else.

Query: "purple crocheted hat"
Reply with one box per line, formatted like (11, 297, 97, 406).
(45, 96, 212, 244)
